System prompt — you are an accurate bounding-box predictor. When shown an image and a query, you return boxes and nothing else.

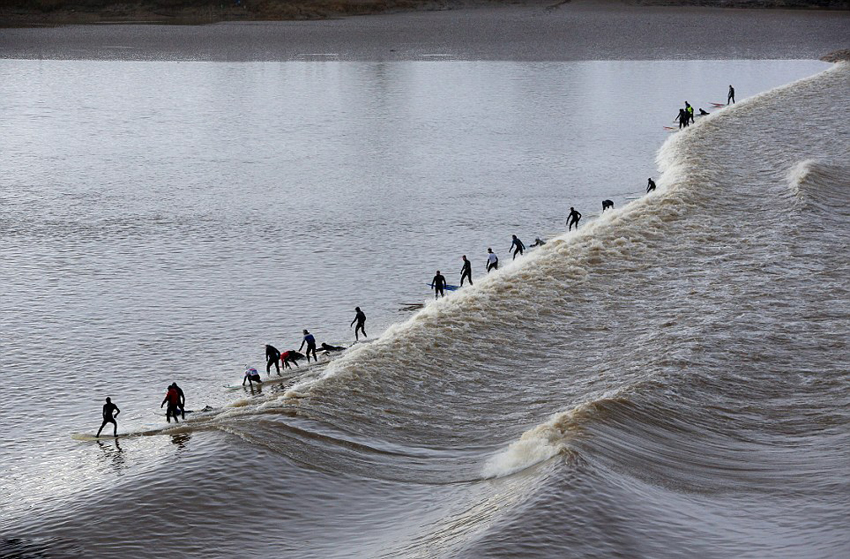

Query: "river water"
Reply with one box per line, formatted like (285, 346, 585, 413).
(1, 58, 848, 557)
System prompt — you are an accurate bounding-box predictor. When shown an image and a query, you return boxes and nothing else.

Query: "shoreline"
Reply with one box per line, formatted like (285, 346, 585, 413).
(1, 0, 847, 28)
(1, 2, 848, 62)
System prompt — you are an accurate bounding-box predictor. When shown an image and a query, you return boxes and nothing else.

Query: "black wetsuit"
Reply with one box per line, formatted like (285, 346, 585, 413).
(431, 273, 447, 298)
(728, 86, 735, 104)
(460, 259, 473, 286)
(266, 344, 281, 374)
(351, 310, 367, 340)
(647, 178, 657, 193)
(677, 109, 689, 129)
(97, 402, 120, 437)
(173, 384, 186, 419)
(510, 237, 525, 260)
(567, 209, 582, 231)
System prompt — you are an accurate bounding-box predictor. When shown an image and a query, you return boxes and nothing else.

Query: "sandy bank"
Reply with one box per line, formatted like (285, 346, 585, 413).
(1, 0, 847, 28)
(1, 1, 847, 61)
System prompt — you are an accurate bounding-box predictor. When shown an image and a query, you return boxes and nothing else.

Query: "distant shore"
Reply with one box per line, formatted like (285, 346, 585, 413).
(1, 0, 847, 27)
(1, 1, 847, 61)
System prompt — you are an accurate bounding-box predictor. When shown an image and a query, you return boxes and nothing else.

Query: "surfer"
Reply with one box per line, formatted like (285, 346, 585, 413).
(685, 102, 695, 123)
(171, 382, 186, 419)
(299, 329, 318, 363)
(486, 248, 499, 272)
(529, 238, 546, 247)
(460, 255, 473, 286)
(677, 108, 689, 129)
(699, 108, 709, 116)
(567, 207, 582, 231)
(161, 384, 181, 423)
(280, 350, 302, 369)
(350, 307, 367, 341)
(265, 344, 281, 375)
(96, 397, 120, 438)
(243, 366, 262, 387)
(602, 200, 614, 212)
(321, 343, 346, 353)
(647, 178, 657, 193)
(510, 235, 525, 260)
(431, 270, 447, 298)
(728, 84, 735, 104)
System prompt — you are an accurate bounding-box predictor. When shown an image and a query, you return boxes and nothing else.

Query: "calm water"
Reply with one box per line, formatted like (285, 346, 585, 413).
(2, 59, 848, 557)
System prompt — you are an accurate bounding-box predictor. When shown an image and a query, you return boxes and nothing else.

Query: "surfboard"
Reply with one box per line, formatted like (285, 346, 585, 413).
(72, 433, 119, 441)
(710, 102, 726, 107)
(425, 283, 459, 291)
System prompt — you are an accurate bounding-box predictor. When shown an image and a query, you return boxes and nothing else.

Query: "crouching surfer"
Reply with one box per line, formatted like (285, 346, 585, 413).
(243, 366, 263, 387)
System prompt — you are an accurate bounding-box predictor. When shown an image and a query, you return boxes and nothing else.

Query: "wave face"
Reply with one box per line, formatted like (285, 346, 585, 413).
(3, 63, 847, 558)
(177, 63, 849, 556)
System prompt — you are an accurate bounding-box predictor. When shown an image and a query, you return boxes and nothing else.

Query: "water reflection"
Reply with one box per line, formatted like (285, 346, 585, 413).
(95, 438, 125, 474)
(170, 432, 192, 451)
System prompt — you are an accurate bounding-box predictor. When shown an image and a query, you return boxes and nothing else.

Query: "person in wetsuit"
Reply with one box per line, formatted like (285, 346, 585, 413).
(299, 330, 318, 363)
(280, 350, 302, 369)
(161, 384, 181, 423)
(647, 178, 657, 193)
(96, 397, 120, 438)
(460, 255, 473, 287)
(351, 307, 367, 341)
(685, 102, 695, 124)
(567, 207, 582, 231)
(699, 108, 709, 116)
(431, 270, 447, 299)
(677, 108, 689, 129)
(321, 343, 345, 353)
(510, 235, 526, 260)
(727, 85, 735, 104)
(243, 366, 262, 387)
(530, 238, 546, 247)
(486, 248, 499, 273)
(265, 344, 281, 375)
(171, 382, 186, 419)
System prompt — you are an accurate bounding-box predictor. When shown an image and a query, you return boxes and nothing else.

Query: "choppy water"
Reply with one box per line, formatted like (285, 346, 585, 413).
(1, 59, 848, 558)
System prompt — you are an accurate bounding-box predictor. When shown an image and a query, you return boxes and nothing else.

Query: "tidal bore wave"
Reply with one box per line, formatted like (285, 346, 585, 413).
(178, 63, 850, 557)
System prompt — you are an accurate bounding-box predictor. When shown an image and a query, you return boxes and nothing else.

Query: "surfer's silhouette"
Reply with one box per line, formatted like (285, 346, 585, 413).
(647, 178, 657, 193)
(265, 344, 281, 375)
(510, 235, 525, 260)
(96, 397, 120, 438)
(460, 255, 473, 286)
(431, 270, 447, 298)
(567, 207, 582, 231)
(350, 307, 367, 341)
(728, 84, 735, 104)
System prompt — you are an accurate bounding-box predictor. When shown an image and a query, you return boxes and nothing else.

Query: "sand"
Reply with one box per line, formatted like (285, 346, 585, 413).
(0, 1, 847, 61)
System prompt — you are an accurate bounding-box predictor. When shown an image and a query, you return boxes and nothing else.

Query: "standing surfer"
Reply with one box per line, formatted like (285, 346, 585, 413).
(509, 235, 525, 260)
(431, 270, 447, 299)
(460, 255, 473, 286)
(172, 382, 186, 419)
(300, 330, 318, 363)
(265, 344, 281, 375)
(96, 397, 120, 438)
(486, 248, 499, 273)
(728, 84, 735, 104)
(350, 307, 367, 341)
(161, 384, 181, 423)
(567, 207, 582, 231)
